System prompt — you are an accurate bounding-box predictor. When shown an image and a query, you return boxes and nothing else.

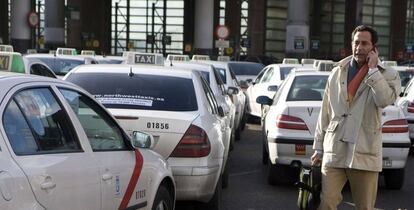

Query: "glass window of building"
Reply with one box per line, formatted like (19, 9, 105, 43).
(111, 0, 184, 55)
(240, 0, 248, 55)
(406, 0, 414, 52)
(319, 0, 345, 60)
(265, 0, 288, 59)
(220, 0, 225, 25)
(362, 0, 391, 59)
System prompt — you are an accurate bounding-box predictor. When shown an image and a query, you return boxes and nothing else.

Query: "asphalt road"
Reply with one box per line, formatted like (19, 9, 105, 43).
(177, 122, 414, 210)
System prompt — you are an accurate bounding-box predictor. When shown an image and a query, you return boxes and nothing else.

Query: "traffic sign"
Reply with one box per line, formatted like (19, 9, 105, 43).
(28, 11, 39, 27)
(216, 25, 230, 39)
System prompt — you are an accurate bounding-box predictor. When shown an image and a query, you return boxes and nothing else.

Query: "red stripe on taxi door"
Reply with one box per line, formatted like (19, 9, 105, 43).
(118, 150, 144, 210)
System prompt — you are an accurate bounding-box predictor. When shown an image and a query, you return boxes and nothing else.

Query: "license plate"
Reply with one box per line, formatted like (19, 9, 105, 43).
(295, 144, 306, 155)
(383, 158, 392, 167)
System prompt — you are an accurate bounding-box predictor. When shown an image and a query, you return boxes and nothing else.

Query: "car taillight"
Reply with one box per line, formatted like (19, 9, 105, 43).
(170, 124, 211, 157)
(407, 102, 414, 113)
(276, 114, 309, 130)
(382, 119, 408, 133)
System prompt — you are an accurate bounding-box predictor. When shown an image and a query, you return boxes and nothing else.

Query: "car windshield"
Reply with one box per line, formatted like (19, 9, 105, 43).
(286, 75, 328, 101)
(280, 67, 298, 80)
(228, 62, 264, 76)
(399, 71, 414, 88)
(33, 57, 83, 75)
(66, 73, 198, 111)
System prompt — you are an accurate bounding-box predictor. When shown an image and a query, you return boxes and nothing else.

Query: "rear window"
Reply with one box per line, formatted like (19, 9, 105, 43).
(229, 62, 264, 76)
(399, 71, 414, 87)
(35, 57, 83, 75)
(286, 75, 328, 101)
(66, 73, 198, 111)
(280, 67, 297, 80)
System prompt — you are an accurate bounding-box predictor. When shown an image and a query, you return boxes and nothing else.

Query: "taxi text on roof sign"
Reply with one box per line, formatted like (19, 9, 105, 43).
(56, 48, 77, 56)
(81, 50, 96, 56)
(0, 55, 10, 70)
(123, 51, 164, 65)
(135, 54, 155, 64)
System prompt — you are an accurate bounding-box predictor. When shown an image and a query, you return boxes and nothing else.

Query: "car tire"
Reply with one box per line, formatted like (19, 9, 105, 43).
(262, 129, 268, 165)
(222, 163, 229, 188)
(152, 185, 174, 210)
(384, 168, 405, 190)
(235, 125, 241, 141)
(267, 160, 289, 185)
(229, 130, 235, 151)
(198, 176, 222, 210)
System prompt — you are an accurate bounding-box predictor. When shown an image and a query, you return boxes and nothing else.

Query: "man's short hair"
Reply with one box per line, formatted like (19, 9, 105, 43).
(351, 25, 378, 45)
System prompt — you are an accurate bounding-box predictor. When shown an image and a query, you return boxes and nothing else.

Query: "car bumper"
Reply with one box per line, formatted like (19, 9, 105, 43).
(170, 164, 221, 202)
(268, 137, 411, 169)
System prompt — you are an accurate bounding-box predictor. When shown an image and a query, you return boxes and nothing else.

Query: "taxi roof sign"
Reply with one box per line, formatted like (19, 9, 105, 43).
(217, 55, 230, 62)
(56, 48, 77, 56)
(192, 55, 210, 61)
(166, 54, 190, 62)
(123, 51, 164, 66)
(382, 60, 397, 67)
(81, 50, 96, 56)
(0, 52, 25, 73)
(49, 50, 56, 55)
(282, 58, 299, 64)
(26, 49, 37, 54)
(0, 45, 14, 52)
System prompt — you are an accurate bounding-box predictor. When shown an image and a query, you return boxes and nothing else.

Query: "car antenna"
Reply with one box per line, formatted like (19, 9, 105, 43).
(128, 67, 134, 77)
(170, 59, 173, 67)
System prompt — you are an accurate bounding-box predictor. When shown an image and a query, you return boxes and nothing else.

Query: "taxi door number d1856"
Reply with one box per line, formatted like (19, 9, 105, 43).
(147, 122, 169, 129)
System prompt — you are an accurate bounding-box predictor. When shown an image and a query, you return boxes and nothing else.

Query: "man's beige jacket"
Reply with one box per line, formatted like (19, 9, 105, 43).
(313, 56, 401, 172)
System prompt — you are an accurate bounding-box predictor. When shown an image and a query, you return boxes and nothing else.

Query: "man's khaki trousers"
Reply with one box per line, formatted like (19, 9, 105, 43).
(318, 167, 379, 210)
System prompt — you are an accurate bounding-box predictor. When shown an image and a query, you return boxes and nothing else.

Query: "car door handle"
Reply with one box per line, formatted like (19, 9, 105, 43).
(102, 173, 113, 181)
(40, 181, 56, 190)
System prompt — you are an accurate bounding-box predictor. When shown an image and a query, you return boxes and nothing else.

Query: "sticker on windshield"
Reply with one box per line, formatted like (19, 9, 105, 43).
(94, 94, 164, 107)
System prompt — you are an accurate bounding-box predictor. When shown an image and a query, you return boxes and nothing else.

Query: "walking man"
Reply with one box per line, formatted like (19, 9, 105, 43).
(311, 25, 401, 210)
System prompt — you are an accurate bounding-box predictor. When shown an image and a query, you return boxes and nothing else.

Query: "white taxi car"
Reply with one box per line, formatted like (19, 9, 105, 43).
(24, 53, 98, 77)
(199, 60, 247, 138)
(0, 72, 175, 209)
(246, 63, 300, 118)
(1, 51, 57, 78)
(258, 70, 410, 189)
(64, 63, 225, 209)
(169, 61, 237, 152)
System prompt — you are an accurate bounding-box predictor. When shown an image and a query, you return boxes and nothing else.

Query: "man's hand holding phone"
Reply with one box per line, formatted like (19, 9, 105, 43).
(367, 47, 379, 69)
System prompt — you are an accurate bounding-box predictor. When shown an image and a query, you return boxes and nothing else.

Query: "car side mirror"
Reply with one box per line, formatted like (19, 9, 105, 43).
(131, 131, 154, 149)
(267, 85, 278, 92)
(399, 92, 404, 97)
(227, 86, 239, 95)
(217, 106, 225, 117)
(256, 95, 273, 105)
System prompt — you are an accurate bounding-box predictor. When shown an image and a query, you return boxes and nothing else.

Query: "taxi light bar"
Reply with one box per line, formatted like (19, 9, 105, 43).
(170, 124, 211, 157)
(56, 48, 77, 56)
(382, 119, 408, 133)
(276, 114, 309, 130)
(166, 54, 190, 62)
(192, 55, 210, 61)
(122, 51, 164, 66)
(0, 45, 13, 52)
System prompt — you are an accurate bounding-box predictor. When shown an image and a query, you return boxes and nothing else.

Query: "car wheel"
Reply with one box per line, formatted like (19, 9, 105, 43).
(222, 163, 229, 188)
(198, 176, 222, 210)
(229, 130, 235, 151)
(152, 185, 174, 210)
(240, 113, 247, 131)
(262, 141, 268, 165)
(384, 168, 405, 190)
(267, 160, 289, 185)
(235, 125, 241, 141)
